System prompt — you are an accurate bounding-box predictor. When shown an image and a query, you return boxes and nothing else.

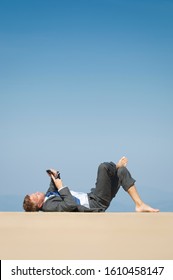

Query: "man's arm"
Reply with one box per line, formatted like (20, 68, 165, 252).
(44, 175, 79, 211)
(42, 185, 79, 212)
(44, 175, 102, 212)
(46, 169, 65, 193)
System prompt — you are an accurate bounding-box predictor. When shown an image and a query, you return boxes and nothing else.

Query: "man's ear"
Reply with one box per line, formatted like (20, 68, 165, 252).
(38, 201, 43, 208)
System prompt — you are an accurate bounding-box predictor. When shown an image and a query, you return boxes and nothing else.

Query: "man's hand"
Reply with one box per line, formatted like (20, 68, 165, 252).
(50, 174, 63, 190)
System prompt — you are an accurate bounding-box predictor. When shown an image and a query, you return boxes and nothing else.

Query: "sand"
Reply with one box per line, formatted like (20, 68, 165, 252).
(0, 212, 172, 260)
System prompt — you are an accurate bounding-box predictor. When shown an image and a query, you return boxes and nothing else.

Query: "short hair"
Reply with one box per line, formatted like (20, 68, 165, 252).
(23, 195, 40, 212)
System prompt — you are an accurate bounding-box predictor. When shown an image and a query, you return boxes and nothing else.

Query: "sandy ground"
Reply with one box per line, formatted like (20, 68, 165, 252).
(0, 212, 172, 260)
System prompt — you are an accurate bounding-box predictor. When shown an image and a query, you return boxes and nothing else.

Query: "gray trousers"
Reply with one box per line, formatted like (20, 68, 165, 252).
(88, 162, 136, 211)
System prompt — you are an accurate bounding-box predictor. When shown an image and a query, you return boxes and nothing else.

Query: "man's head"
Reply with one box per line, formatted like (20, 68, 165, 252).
(23, 192, 45, 212)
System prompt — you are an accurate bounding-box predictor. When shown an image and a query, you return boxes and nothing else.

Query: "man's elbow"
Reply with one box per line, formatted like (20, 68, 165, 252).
(61, 204, 77, 212)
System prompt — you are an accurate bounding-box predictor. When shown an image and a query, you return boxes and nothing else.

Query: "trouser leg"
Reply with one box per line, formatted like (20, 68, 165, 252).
(88, 162, 136, 210)
(89, 162, 119, 207)
(117, 167, 136, 191)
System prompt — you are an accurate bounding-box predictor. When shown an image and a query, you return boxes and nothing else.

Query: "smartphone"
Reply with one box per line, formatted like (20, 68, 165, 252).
(46, 169, 53, 175)
(46, 170, 61, 179)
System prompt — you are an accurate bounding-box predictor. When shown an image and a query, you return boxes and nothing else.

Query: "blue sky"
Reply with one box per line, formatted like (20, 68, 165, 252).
(0, 0, 173, 211)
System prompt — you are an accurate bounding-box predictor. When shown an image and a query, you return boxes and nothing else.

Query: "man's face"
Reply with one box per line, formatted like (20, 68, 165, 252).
(29, 192, 45, 208)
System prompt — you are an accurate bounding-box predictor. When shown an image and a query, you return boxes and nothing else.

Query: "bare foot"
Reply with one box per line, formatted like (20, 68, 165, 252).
(116, 156, 128, 168)
(136, 202, 159, 213)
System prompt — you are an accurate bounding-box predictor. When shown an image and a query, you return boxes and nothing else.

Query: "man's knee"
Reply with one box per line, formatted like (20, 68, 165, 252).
(98, 163, 108, 172)
(117, 166, 128, 177)
(98, 162, 116, 177)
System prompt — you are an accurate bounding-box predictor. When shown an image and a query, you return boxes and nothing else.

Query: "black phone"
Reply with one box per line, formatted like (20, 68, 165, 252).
(46, 169, 53, 175)
(46, 170, 61, 179)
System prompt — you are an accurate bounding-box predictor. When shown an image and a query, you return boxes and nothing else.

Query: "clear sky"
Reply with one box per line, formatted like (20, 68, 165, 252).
(0, 0, 173, 211)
